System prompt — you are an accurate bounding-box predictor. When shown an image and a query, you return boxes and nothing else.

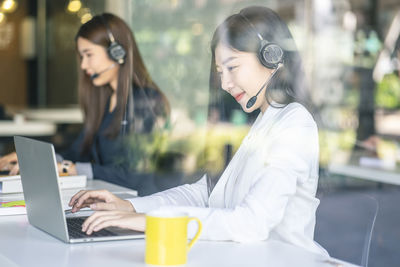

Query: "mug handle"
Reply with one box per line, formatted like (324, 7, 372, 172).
(187, 217, 202, 250)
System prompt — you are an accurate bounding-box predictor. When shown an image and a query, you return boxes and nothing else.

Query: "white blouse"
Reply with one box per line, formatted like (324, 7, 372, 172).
(129, 102, 328, 256)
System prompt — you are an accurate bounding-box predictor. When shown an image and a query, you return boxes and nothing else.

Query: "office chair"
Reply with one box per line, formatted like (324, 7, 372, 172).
(314, 190, 379, 267)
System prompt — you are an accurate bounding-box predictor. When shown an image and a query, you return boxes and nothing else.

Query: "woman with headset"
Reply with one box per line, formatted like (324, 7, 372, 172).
(0, 14, 170, 193)
(68, 6, 327, 254)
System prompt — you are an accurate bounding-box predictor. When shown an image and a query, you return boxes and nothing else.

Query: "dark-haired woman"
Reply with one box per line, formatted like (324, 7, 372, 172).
(0, 13, 170, 192)
(68, 6, 327, 255)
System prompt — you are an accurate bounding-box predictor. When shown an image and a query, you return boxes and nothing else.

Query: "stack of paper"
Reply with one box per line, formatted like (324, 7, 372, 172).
(0, 200, 26, 216)
(0, 175, 87, 216)
(0, 175, 87, 194)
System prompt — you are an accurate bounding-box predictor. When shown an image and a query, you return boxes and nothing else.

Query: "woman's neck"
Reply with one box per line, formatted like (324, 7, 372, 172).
(109, 79, 118, 112)
(260, 101, 269, 114)
(109, 92, 117, 112)
(110, 76, 118, 92)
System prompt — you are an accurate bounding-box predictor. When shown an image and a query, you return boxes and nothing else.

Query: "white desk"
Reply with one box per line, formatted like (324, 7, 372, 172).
(21, 108, 83, 124)
(0, 121, 56, 137)
(0, 221, 358, 267)
(0, 180, 357, 267)
(0, 180, 138, 213)
(329, 163, 400, 185)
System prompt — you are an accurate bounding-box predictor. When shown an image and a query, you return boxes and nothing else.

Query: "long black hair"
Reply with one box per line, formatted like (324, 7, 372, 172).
(209, 6, 312, 113)
(75, 13, 170, 154)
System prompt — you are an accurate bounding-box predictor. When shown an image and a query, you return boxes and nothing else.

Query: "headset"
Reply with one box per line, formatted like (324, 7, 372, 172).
(239, 13, 284, 69)
(101, 15, 126, 65)
(238, 13, 284, 109)
(99, 15, 130, 135)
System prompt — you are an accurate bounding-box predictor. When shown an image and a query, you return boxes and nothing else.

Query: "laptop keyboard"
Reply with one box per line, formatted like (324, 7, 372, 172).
(67, 217, 116, 239)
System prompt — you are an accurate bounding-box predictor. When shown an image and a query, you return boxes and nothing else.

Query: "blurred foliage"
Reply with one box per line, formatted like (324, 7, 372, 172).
(376, 138, 399, 162)
(342, 87, 360, 108)
(126, 124, 359, 175)
(162, 124, 248, 174)
(123, 123, 249, 175)
(124, 130, 171, 172)
(199, 124, 249, 174)
(375, 73, 400, 109)
(319, 129, 356, 167)
(129, 4, 216, 118)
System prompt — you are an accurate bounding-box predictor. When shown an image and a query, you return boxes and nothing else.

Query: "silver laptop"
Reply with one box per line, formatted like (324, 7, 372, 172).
(14, 136, 144, 243)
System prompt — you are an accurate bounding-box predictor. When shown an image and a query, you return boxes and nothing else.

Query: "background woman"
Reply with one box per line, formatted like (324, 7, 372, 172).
(0, 13, 170, 194)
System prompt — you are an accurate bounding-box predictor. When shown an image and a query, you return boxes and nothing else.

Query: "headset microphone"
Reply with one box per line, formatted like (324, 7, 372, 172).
(90, 63, 116, 80)
(245, 63, 282, 109)
(246, 90, 262, 109)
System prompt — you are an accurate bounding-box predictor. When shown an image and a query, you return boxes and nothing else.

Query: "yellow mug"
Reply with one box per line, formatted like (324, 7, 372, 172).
(145, 210, 202, 266)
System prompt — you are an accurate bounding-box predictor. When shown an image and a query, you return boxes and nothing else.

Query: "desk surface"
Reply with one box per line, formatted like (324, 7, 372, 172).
(0, 180, 138, 211)
(328, 149, 400, 185)
(329, 162, 400, 185)
(21, 108, 83, 124)
(0, 121, 56, 137)
(0, 180, 357, 267)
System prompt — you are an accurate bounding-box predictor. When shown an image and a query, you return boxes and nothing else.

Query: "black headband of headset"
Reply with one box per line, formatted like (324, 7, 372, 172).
(238, 12, 284, 69)
(100, 14, 126, 64)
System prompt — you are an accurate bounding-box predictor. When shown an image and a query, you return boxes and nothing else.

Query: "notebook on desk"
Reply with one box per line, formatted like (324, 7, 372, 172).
(14, 136, 144, 243)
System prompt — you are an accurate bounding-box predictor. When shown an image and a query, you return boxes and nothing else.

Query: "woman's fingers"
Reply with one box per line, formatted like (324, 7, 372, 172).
(73, 199, 97, 210)
(73, 190, 103, 208)
(70, 191, 99, 212)
(69, 190, 88, 206)
(82, 210, 119, 233)
(70, 190, 114, 212)
(69, 189, 130, 213)
(81, 211, 145, 235)
(84, 213, 120, 235)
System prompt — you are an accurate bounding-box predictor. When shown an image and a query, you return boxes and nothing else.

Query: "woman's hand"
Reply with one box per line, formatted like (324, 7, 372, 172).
(0, 152, 19, 175)
(69, 189, 135, 213)
(81, 211, 145, 235)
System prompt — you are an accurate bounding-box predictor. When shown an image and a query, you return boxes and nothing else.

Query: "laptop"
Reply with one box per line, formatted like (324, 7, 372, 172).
(14, 136, 145, 243)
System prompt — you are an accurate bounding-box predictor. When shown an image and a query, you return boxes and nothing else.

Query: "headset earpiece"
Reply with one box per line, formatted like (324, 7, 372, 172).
(101, 15, 126, 65)
(259, 41, 284, 69)
(108, 41, 126, 65)
(239, 13, 284, 69)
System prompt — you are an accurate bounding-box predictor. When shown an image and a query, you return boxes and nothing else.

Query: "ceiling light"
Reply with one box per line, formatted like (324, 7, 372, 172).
(67, 0, 81, 13)
(1, 0, 18, 13)
(80, 13, 92, 24)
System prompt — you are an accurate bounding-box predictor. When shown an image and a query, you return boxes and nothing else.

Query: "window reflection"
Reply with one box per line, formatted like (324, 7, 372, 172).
(1, 0, 400, 189)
